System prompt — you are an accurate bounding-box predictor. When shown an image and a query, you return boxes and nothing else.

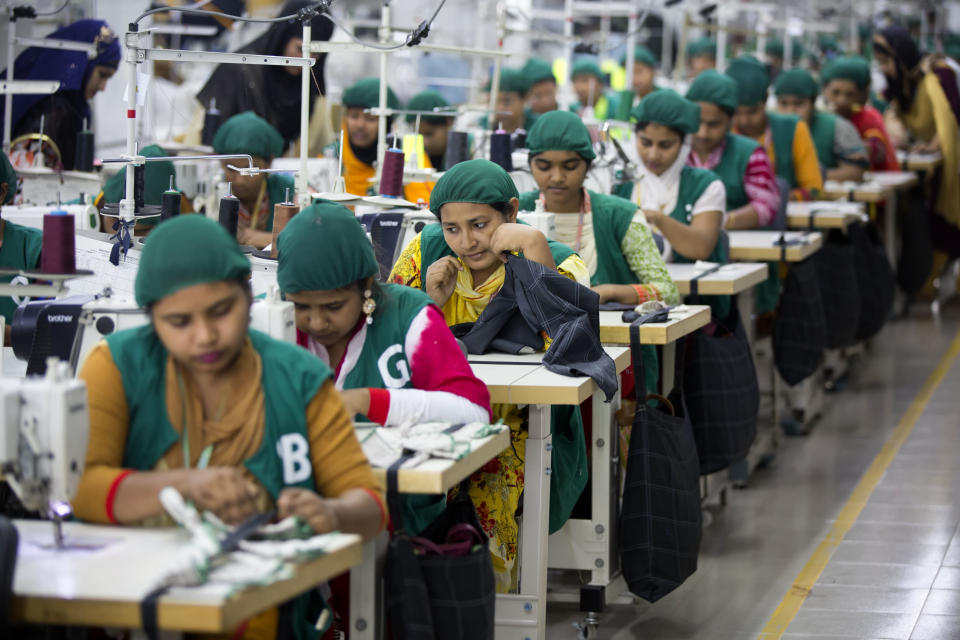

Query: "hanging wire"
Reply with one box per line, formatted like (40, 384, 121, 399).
(34, 0, 72, 16)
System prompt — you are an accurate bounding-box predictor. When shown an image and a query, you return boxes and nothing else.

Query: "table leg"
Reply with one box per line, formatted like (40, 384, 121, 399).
(737, 292, 755, 348)
(350, 533, 387, 640)
(496, 404, 552, 639)
(660, 343, 677, 396)
(885, 191, 898, 270)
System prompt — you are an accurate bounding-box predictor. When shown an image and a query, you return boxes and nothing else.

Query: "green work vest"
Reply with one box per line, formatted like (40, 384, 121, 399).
(710, 133, 759, 211)
(0, 221, 42, 324)
(667, 167, 731, 321)
(768, 112, 800, 189)
(569, 92, 618, 120)
(108, 326, 330, 497)
(415, 223, 587, 534)
(809, 111, 838, 170)
(264, 173, 296, 230)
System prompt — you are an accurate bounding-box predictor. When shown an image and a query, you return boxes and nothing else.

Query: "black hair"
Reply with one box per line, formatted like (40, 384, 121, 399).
(145, 275, 253, 315)
(634, 121, 686, 139)
(527, 152, 593, 171)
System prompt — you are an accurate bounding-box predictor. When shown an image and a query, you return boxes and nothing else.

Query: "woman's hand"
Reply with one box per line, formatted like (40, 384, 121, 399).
(591, 284, 638, 305)
(277, 488, 342, 534)
(641, 208, 663, 228)
(425, 256, 462, 307)
(339, 388, 371, 417)
(911, 136, 941, 154)
(489, 222, 548, 261)
(180, 467, 260, 525)
(237, 227, 273, 249)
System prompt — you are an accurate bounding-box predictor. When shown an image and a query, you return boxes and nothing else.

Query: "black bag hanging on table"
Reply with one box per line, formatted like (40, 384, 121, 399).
(896, 187, 933, 295)
(813, 229, 861, 350)
(620, 323, 702, 602)
(773, 257, 827, 386)
(849, 221, 895, 340)
(683, 306, 759, 475)
(384, 456, 496, 640)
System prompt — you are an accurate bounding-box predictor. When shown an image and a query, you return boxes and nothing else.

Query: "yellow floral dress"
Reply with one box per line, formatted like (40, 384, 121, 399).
(390, 233, 587, 592)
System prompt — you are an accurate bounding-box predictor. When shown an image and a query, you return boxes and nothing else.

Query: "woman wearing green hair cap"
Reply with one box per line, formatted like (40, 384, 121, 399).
(520, 110, 678, 308)
(404, 90, 454, 203)
(73, 214, 386, 636)
(277, 201, 490, 533)
(481, 67, 538, 133)
(821, 56, 900, 171)
(340, 77, 401, 196)
(0, 149, 41, 331)
(212, 111, 296, 249)
(569, 57, 620, 120)
(522, 57, 559, 114)
(774, 68, 869, 182)
(390, 158, 589, 592)
(620, 45, 660, 106)
(627, 89, 730, 318)
(686, 37, 717, 78)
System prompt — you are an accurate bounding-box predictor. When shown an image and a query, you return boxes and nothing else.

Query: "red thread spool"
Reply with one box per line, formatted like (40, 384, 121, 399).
(379, 149, 405, 197)
(271, 202, 300, 258)
(41, 211, 76, 274)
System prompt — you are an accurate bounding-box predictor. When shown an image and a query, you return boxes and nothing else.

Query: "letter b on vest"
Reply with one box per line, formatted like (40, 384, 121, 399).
(276, 433, 312, 484)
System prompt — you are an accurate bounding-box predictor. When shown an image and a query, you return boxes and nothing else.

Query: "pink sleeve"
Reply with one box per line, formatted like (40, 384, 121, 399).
(405, 305, 492, 420)
(743, 146, 781, 227)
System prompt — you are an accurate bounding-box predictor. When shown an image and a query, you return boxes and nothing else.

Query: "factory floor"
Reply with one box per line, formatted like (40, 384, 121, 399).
(545, 304, 960, 640)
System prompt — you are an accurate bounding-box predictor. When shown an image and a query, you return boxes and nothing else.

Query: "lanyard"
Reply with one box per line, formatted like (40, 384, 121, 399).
(177, 368, 214, 470)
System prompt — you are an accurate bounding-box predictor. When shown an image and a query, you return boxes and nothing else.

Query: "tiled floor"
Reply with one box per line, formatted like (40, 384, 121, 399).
(545, 305, 960, 639)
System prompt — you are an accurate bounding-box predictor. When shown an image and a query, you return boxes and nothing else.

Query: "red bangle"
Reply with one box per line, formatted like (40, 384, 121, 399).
(366, 388, 391, 424)
(361, 487, 388, 531)
(105, 469, 135, 524)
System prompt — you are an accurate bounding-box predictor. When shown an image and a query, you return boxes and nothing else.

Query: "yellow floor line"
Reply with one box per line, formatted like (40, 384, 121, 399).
(759, 328, 960, 639)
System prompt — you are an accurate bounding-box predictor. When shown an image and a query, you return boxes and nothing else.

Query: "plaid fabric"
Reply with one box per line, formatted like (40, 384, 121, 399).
(850, 222, 894, 341)
(683, 307, 759, 475)
(620, 328, 702, 602)
(814, 230, 861, 349)
(773, 258, 826, 386)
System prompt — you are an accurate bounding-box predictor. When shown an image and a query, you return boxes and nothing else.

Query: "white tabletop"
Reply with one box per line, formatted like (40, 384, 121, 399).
(727, 230, 823, 262)
(863, 170, 919, 190)
(786, 201, 867, 230)
(666, 262, 768, 295)
(896, 150, 943, 171)
(598, 304, 711, 345)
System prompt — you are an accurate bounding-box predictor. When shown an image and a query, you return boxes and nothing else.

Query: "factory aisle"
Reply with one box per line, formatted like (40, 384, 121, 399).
(546, 306, 960, 640)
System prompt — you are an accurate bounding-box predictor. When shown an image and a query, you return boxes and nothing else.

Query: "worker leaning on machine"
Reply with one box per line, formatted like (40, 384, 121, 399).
(335, 77, 401, 196)
(0, 151, 41, 340)
(72, 214, 386, 639)
(212, 111, 296, 249)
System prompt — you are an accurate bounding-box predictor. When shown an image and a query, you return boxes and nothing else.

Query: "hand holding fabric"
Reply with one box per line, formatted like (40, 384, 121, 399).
(277, 488, 342, 535)
(180, 467, 260, 526)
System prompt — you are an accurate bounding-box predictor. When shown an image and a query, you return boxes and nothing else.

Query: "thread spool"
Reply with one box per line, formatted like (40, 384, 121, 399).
(202, 99, 221, 147)
(402, 134, 427, 169)
(160, 176, 181, 222)
(133, 163, 146, 210)
(445, 131, 469, 170)
(614, 89, 634, 122)
(74, 120, 94, 172)
(270, 188, 299, 259)
(41, 209, 76, 274)
(490, 130, 513, 172)
(218, 191, 240, 239)
(379, 149, 405, 197)
(511, 129, 527, 152)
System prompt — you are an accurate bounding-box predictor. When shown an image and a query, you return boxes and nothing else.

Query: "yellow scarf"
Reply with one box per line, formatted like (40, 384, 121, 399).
(441, 260, 507, 325)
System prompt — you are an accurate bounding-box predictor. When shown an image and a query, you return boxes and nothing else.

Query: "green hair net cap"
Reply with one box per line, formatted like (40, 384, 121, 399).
(821, 56, 871, 90)
(526, 110, 597, 161)
(134, 215, 251, 308)
(212, 111, 284, 159)
(405, 90, 453, 124)
(773, 68, 819, 98)
(488, 68, 530, 95)
(726, 55, 771, 106)
(765, 39, 784, 58)
(277, 201, 378, 293)
(620, 45, 658, 67)
(570, 58, 605, 81)
(0, 150, 17, 205)
(429, 158, 519, 215)
(686, 69, 739, 113)
(342, 77, 401, 110)
(522, 57, 556, 86)
(630, 88, 701, 134)
(101, 144, 176, 209)
(686, 37, 716, 58)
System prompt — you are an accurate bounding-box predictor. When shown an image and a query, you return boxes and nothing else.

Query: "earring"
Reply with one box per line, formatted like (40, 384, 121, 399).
(362, 289, 377, 325)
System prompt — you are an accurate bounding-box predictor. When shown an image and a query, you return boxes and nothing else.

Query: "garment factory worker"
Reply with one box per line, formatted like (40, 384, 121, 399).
(95, 144, 195, 236)
(523, 57, 559, 114)
(686, 37, 717, 78)
(685, 70, 781, 231)
(627, 90, 730, 320)
(403, 90, 454, 204)
(73, 215, 384, 638)
(569, 58, 620, 121)
(480, 67, 538, 133)
(621, 45, 660, 107)
(1, 19, 120, 171)
(212, 112, 296, 249)
(519, 110, 679, 308)
(0, 150, 41, 333)
(198, 0, 336, 154)
(874, 25, 960, 257)
(277, 201, 490, 530)
(774, 68, 869, 183)
(821, 56, 900, 172)
(338, 77, 401, 196)
(727, 55, 824, 201)
(765, 39, 785, 80)
(389, 159, 589, 592)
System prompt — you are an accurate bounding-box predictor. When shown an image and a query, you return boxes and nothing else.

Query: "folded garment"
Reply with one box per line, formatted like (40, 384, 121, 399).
(359, 421, 507, 469)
